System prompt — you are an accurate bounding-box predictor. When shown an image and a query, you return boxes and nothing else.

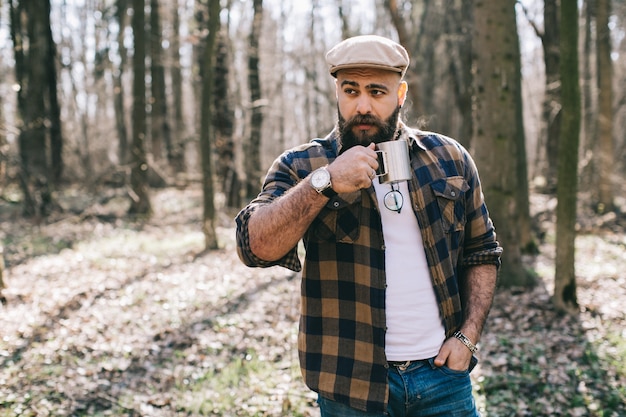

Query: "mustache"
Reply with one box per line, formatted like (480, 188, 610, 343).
(341, 113, 386, 130)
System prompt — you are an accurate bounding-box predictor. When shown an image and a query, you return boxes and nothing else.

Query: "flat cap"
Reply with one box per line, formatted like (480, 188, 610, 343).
(326, 35, 410, 78)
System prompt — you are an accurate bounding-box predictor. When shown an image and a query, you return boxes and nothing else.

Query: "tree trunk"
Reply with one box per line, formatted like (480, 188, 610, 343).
(538, 0, 561, 192)
(245, 0, 264, 199)
(0, 63, 5, 188)
(595, 0, 615, 213)
(580, 0, 596, 191)
(444, 0, 474, 147)
(213, 31, 237, 207)
(115, 0, 130, 165)
(129, 0, 152, 215)
(169, 0, 186, 174)
(554, 0, 581, 314)
(45, 0, 63, 185)
(149, 0, 172, 165)
(224, 3, 245, 209)
(336, 0, 352, 39)
(10, 0, 54, 217)
(200, 0, 221, 250)
(472, 0, 534, 287)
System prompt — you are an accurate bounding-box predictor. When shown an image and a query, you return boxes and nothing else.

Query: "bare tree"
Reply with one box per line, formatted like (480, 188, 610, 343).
(594, 0, 615, 213)
(199, 0, 222, 250)
(114, 0, 130, 166)
(581, 0, 596, 189)
(472, 0, 534, 287)
(10, 0, 61, 217)
(46, 0, 63, 184)
(244, 0, 264, 199)
(169, 0, 186, 174)
(554, 0, 581, 314)
(129, 0, 152, 215)
(522, 0, 561, 191)
(149, 0, 172, 165)
(214, 30, 237, 207)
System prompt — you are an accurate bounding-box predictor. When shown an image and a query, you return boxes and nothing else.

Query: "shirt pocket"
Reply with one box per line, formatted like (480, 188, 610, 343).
(429, 177, 469, 232)
(310, 192, 362, 243)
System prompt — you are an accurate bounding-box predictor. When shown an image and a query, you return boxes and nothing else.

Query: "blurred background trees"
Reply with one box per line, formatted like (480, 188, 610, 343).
(1, 0, 625, 310)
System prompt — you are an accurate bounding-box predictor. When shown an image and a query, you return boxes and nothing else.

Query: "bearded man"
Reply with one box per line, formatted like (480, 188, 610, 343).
(236, 35, 502, 417)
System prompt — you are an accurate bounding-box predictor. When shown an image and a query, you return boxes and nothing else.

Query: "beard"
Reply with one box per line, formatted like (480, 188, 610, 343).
(337, 105, 402, 153)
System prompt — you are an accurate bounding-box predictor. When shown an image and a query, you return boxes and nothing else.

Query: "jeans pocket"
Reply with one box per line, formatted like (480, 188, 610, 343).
(428, 357, 471, 378)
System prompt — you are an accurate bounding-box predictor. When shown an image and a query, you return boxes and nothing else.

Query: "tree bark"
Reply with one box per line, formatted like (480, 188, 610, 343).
(129, 0, 152, 215)
(245, 0, 264, 199)
(170, 0, 186, 174)
(472, 0, 534, 287)
(595, 0, 615, 212)
(540, 0, 561, 191)
(149, 0, 172, 165)
(200, 0, 221, 250)
(554, 0, 581, 314)
(580, 0, 595, 191)
(45, 0, 63, 185)
(213, 31, 237, 207)
(10, 0, 55, 217)
(114, 0, 130, 165)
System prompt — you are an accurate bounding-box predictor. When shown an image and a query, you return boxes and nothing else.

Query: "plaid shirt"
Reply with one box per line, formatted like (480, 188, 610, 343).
(235, 123, 502, 413)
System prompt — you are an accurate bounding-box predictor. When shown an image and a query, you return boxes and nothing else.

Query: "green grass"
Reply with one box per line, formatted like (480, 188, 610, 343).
(173, 349, 312, 416)
(477, 336, 626, 417)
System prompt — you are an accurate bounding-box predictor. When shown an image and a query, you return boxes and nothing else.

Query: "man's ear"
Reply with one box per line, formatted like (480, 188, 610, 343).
(398, 81, 408, 107)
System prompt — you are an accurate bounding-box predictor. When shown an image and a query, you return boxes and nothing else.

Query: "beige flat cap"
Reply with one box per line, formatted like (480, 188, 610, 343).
(326, 35, 410, 78)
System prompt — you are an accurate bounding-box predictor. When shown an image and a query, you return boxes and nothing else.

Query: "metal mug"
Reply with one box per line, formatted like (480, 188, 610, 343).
(375, 140, 412, 184)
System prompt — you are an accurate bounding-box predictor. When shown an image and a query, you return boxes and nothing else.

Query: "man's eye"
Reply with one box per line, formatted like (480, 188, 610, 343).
(371, 90, 385, 96)
(344, 88, 358, 95)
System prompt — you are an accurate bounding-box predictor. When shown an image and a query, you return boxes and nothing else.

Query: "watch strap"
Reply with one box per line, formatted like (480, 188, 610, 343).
(453, 330, 478, 353)
(321, 185, 337, 198)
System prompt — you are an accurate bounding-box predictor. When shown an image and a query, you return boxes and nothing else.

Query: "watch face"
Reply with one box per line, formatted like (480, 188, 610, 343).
(311, 169, 330, 189)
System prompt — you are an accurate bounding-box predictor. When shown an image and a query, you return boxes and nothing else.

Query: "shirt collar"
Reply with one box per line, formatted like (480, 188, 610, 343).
(399, 122, 427, 151)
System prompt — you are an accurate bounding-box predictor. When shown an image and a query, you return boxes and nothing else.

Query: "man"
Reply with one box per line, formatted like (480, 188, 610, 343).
(236, 35, 502, 416)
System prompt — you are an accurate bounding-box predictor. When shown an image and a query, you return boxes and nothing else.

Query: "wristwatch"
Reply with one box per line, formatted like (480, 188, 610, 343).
(310, 167, 337, 198)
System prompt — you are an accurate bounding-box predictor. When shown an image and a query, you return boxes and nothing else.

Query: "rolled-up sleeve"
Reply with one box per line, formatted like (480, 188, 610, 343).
(234, 148, 312, 272)
(460, 152, 503, 269)
(235, 203, 302, 272)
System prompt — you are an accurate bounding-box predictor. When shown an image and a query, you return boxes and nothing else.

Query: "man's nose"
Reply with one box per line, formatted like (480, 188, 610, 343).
(355, 96, 372, 114)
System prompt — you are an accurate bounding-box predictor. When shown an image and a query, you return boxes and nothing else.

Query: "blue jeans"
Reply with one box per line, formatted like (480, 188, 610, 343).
(318, 358, 479, 417)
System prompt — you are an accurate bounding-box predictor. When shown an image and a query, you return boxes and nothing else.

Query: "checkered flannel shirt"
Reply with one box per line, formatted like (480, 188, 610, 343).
(235, 123, 503, 413)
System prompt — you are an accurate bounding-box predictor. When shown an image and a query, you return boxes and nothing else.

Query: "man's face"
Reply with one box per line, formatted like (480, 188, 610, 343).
(335, 68, 407, 151)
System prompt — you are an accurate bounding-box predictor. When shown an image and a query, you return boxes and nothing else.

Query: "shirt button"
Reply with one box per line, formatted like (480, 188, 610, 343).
(451, 191, 456, 197)
(333, 201, 340, 208)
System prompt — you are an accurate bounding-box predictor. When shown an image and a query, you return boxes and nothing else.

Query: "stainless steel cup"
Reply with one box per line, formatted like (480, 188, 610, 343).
(376, 140, 412, 184)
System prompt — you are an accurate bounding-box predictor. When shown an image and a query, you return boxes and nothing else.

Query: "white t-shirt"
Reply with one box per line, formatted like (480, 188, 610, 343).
(372, 178, 446, 361)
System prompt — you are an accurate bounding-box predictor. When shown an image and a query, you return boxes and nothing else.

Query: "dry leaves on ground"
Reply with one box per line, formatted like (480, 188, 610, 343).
(0, 187, 624, 416)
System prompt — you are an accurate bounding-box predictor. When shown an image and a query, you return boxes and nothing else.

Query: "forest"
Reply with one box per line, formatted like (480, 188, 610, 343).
(0, 0, 625, 416)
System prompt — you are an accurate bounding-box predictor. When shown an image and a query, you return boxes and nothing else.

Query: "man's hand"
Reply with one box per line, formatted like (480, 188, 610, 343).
(434, 336, 474, 371)
(327, 143, 379, 193)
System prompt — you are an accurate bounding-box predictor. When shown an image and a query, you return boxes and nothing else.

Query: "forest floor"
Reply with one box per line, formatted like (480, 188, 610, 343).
(0, 185, 625, 417)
